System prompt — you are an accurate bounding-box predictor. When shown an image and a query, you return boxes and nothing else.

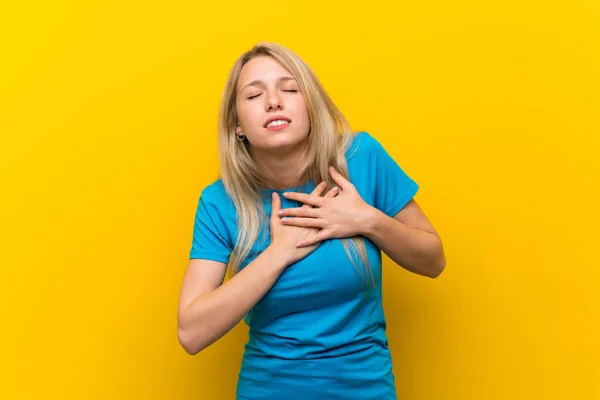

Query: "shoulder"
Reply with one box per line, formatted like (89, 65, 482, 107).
(197, 178, 232, 207)
(193, 178, 236, 233)
(345, 130, 387, 160)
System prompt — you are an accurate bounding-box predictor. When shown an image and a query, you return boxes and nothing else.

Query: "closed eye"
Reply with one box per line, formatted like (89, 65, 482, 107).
(247, 90, 298, 100)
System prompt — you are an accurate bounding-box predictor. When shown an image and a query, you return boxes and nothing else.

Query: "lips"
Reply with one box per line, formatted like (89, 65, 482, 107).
(263, 115, 292, 128)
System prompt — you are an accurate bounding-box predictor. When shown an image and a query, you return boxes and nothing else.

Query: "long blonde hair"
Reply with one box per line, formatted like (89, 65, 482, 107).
(217, 41, 375, 289)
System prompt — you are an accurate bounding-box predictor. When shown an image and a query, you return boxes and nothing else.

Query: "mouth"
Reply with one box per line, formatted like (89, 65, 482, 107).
(263, 115, 292, 130)
(264, 119, 292, 130)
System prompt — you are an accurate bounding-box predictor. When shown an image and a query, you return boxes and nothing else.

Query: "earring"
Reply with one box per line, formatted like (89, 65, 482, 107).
(236, 131, 245, 141)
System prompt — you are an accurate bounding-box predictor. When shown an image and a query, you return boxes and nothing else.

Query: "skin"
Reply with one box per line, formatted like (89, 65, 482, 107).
(235, 55, 311, 190)
(177, 54, 446, 355)
(234, 55, 446, 278)
(280, 167, 446, 278)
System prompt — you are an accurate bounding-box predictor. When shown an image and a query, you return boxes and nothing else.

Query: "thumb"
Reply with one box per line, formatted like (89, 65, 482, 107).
(270, 192, 281, 222)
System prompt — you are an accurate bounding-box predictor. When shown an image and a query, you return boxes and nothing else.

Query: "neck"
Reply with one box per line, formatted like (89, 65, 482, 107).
(250, 138, 309, 190)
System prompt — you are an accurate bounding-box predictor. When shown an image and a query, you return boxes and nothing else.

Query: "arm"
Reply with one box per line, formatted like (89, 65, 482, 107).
(279, 169, 445, 279)
(177, 246, 288, 355)
(362, 199, 446, 278)
(180, 183, 334, 355)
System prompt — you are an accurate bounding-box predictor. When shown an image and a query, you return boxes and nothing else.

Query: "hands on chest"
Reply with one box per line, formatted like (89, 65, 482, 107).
(269, 166, 377, 262)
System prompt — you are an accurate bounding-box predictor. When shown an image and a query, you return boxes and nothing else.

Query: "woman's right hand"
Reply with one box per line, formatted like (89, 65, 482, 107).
(268, 181, 338, 266)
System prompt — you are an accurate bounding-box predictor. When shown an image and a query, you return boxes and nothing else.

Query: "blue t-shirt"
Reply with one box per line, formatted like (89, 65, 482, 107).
(189, 131, 419, 400)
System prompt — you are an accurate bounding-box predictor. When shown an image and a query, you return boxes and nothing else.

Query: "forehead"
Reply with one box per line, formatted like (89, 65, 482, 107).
(237, 56, 295, 90)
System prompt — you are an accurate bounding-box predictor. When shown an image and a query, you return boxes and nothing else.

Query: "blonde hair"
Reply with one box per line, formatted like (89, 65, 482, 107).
(217, 41, 375, 289)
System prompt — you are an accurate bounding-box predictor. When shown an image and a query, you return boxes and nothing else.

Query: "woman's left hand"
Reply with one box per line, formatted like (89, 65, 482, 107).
(279, 166, 376, 247)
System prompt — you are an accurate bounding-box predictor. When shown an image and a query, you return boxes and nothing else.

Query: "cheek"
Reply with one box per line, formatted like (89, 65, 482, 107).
(292, 98, 310, 122)
(237, 103, 260, 127)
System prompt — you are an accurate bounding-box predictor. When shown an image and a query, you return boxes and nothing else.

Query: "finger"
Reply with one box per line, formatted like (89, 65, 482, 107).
(270, 192, 281, 222)
(279, 207, 320, 218)
(281, 217, 325, 228)
(311, 180, 327, 195)
(323, 185, 340, 199)
(283, 192, 323, 208)
(302, 181, 326, 209)
(328, 166, 354, 191)
(296, 230, 331, 248)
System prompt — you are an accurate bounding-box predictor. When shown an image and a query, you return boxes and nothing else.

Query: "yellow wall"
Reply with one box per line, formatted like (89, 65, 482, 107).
(1, 1, 598, 398)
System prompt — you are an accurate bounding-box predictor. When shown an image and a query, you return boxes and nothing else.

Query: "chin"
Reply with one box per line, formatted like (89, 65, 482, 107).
(264, 131, 307, 148)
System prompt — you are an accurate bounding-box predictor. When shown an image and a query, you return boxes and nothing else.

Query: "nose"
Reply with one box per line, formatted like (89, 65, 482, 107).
(265, 90, 283, 111)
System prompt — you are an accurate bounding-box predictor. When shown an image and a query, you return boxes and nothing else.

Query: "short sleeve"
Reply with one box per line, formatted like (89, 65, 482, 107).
(365, 132, 419, 217)
(189, 189, 233, 263)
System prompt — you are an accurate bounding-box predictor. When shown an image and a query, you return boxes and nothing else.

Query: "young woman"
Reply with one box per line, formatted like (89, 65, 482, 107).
(177, 41, 446, 400)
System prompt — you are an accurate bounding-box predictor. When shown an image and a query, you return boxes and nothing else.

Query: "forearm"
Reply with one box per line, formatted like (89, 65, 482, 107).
(179, 246, 288, 354)
(362, 207, 446, 278)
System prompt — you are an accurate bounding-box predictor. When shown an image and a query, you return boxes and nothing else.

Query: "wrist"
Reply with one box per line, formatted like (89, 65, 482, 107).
(360, 205, 384, 238)
(263, 245, 291, 271)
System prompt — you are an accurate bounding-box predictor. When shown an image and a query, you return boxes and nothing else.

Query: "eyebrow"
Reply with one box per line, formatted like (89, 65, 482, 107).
(240, 76, 297, 92)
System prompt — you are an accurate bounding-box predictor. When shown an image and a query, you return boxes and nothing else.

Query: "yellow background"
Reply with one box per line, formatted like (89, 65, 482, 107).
(1, 1, 598, 398)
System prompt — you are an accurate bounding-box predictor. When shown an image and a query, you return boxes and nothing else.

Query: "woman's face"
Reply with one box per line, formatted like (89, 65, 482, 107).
(235, 56, 310, 152)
